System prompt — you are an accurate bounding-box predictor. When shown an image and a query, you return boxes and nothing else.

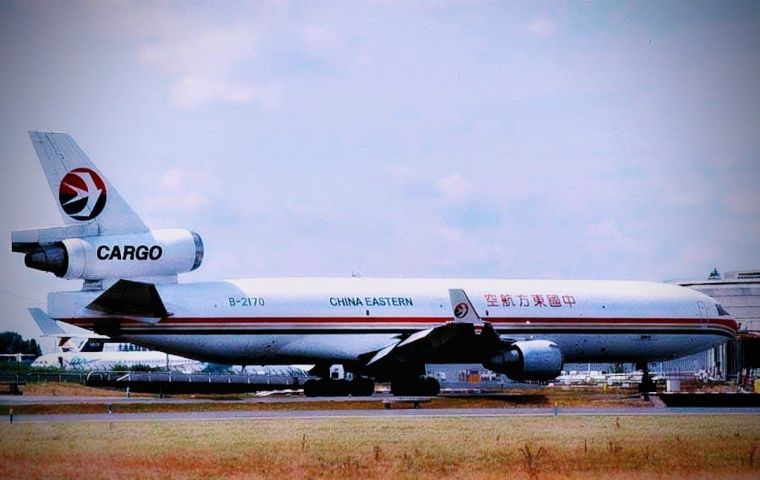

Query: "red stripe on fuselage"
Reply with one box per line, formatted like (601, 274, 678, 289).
(60, 315, 739, 332)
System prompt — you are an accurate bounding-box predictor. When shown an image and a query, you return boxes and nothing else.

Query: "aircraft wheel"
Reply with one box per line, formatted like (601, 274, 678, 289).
(390, 379, 409, 396)
(303, 379, 320, 397)
(390, 377, 419, 396)
(315, 378, 334, 396)
(350, 377, 375, 396)
(422, 377, 440, 396)
(391, 376, 440, 396)
(333, 379, 352, 397)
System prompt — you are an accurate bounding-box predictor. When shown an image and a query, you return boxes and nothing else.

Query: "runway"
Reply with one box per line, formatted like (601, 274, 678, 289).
(5, 391, 760, 425)
(6, 406, 760, 424)
(0, 394, 383, 405)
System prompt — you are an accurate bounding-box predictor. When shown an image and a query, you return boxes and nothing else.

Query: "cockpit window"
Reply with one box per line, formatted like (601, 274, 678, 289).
(716, 304, 731, 316)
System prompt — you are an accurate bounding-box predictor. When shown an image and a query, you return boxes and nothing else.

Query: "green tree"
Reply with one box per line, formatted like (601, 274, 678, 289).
(0, 331, 42, 355)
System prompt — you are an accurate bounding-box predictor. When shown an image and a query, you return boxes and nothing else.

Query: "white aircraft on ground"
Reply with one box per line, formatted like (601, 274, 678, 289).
(28, 310, 204, 372)
(12, 132, 738, 396)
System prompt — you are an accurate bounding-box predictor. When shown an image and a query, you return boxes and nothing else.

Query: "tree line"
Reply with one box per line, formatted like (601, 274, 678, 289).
(0, 331, 41, 356)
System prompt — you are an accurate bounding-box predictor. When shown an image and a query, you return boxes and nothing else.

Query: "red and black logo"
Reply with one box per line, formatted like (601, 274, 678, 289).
(454, 302, 469, 319)
(59, 168, 107, 221)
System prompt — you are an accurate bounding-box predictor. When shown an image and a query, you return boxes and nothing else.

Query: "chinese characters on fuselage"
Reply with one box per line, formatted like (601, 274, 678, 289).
(484, 293, 576, 308)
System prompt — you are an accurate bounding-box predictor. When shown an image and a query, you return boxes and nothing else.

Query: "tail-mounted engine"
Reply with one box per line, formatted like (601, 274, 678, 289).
(13, 228, 203, 280)
(483, 339, 564, 381)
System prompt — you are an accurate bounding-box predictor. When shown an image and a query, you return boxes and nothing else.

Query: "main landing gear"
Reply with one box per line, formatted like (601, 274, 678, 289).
(637, 361, 656, 399)
(302, 376, 441, 397)
(390, 376, 441, 397)
(303, 376, 375, 397)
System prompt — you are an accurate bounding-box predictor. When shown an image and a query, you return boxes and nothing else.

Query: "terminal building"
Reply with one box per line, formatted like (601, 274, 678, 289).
(670, 268, 760, 381)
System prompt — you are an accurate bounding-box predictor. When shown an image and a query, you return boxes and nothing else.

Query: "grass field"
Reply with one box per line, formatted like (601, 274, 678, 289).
(0, 395, 654, 417)
(2, 382, 656, 416)
(2, 415, 759, 479)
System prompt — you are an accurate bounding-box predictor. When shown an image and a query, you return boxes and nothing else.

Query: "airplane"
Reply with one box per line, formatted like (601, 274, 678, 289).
(30, 346, 204, 372)
(11, 131, 739, 396)
(28, 308, 205, 372)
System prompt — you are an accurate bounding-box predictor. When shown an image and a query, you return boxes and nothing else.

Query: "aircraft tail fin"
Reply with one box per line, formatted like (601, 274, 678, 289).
(449, 289, 482, 323)
(29, 308, 109, 350)
(77, 338, 105, 353)
(28, 131, 148, 235)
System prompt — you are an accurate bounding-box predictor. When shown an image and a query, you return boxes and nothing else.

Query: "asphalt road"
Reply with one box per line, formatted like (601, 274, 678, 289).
(5, 406, 760, 424)
(0, 394, 406, 405)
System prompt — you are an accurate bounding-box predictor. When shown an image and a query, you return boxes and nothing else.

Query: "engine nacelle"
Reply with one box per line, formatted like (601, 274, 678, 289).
(23, 229, 203, 280)
(483, 340, 564, 381)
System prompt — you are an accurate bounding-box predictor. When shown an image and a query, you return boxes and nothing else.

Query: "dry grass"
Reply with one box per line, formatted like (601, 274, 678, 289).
(21, 382, 151, 397)
(1, 389, 653, 416)
(4, 382, 654, 416)
(1, 415, 759, 479)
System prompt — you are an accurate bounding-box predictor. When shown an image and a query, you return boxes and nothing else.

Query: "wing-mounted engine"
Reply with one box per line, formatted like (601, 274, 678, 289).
(12, 227, 203, 281)
(484, 339, 564, 381)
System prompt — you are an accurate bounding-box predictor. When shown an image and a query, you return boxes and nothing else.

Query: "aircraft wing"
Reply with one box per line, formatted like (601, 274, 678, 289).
(364, 289, 502, 372)
(366, 322, 474, 368)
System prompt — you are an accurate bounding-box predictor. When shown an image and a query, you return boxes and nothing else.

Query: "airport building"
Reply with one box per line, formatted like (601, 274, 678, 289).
(670, 268, 760, 381)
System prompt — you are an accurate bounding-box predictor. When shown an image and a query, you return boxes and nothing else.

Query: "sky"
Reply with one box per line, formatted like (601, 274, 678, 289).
(0, 1, 759, 340)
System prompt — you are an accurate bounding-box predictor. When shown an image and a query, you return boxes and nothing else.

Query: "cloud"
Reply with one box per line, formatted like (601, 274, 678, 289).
(303, 25, 342, 54)
(587, 220, 623, 243)
(435, 224, 465, 243)
(434, 174, 472, 201)
(138, 25, 276, 108)
(721, 186, 760, 217)
(139, 26, 256, 76)
(141, 167, 218, 223)
(585, 220, 655, 256)
(525, 16, 555, 38)
(170, 75, 279, 109)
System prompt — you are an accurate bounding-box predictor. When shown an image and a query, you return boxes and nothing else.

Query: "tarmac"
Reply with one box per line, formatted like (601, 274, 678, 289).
(0, 394, 378, 405)
(5, 407, 760, 424)
(2, 393, 760, 424)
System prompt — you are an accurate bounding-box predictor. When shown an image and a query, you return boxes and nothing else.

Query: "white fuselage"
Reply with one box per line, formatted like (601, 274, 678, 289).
(48, 277, 737, 368)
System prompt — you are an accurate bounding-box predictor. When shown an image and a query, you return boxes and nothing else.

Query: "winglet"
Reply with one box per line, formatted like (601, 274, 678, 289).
(449, 289, 482, 323)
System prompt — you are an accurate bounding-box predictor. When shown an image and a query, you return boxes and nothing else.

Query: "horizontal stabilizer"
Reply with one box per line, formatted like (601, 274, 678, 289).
(29, 308, 66, 335)
(86, 279, 170, 318)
